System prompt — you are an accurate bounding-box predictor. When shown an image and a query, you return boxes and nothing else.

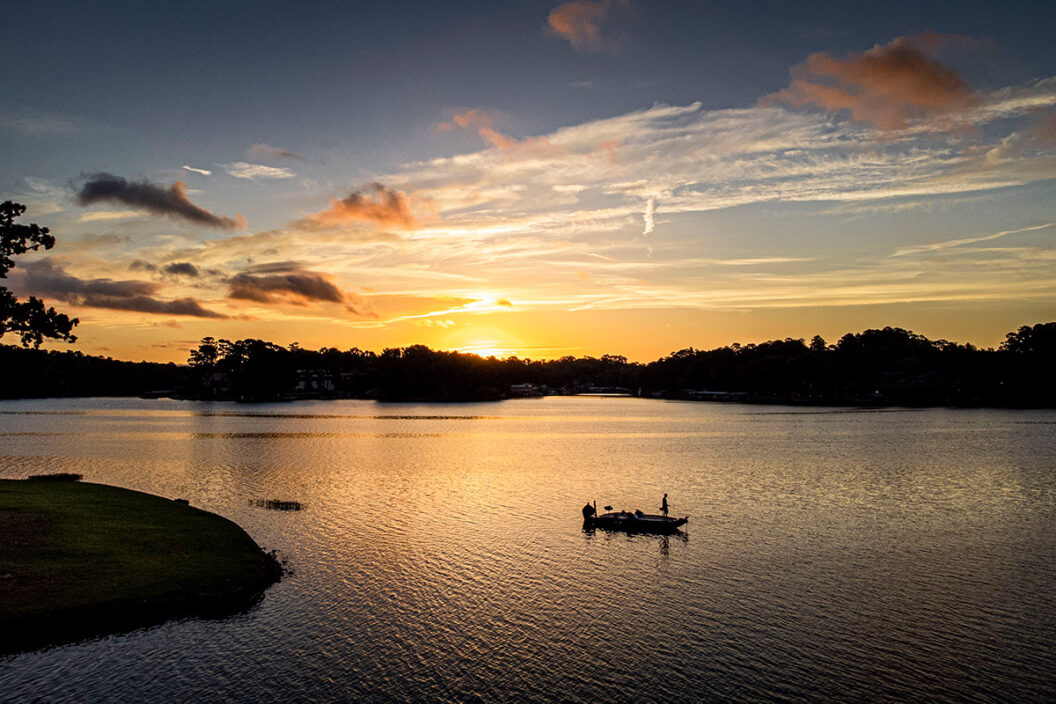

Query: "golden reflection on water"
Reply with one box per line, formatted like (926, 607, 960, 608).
(0, 397, 1053, 703)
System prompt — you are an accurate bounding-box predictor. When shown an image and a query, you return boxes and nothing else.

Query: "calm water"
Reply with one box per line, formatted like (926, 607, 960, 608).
(1, 397, 1054, 703)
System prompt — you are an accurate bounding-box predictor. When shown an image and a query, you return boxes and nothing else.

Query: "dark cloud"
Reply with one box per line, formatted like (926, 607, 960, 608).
(248, 143, 304, 161)
(74, 172, 246, 230)
(129, 259, 158, 272)
(13, 260, 226, 318)
(310, 182, 419, 229)
(226, 265, 377, 318)
(164, 262, 200, 277)
(228, 270, 346, 304)
(81, 294, 226, 318)
(22, 260, 159, 299)
(244, 261, 307, 274)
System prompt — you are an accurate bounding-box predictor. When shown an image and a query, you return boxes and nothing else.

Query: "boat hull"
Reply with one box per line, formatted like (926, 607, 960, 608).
(587, 512, 687, 534)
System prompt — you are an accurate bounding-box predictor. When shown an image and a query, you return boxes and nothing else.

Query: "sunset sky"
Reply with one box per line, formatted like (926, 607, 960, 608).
(2, 0, 1054, 362)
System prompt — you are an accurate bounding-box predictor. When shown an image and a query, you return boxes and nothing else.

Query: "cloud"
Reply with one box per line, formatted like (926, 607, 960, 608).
(1036, 111, 1056, 145)
(643, 197, 655, 235)
(74, 172, 246, 230)
(890, 223, 1054, 257)
(438, 109, 553, 152)
(496, 298, 513, 307)
(764, 33, 980, 130)
(360, 294, 478, 325)
(78, 210, 143, 223)
(182, 165, 212, 176)
(309, 182, 420, 229)
(163, 262, 200, 277)
(61, 233, 131, 252)
(440, 109, 516, 149)
(394, 81, 1056, 235)
(226, 265, 375, 317)
(102, 69, 1052, 327)
(248, 143, 304, 161)
(229, 270, 344, 304)
(11, 260, 226, 318)
(130, 259, 158, 272)
(0, 109, 96, 136)
(83, 295, 226, 318)
(223, 162, 296, 180)
(547, 0, 626, 53)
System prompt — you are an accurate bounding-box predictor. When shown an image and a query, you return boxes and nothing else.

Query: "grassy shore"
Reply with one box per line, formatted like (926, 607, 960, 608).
(0, 478, 282, 655)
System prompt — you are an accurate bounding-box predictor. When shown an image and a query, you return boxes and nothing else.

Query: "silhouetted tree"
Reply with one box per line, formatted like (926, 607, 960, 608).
(0, 201, 78, 347)
(1001, 323, 1056, 355)
(27, 322, 1050, 406)
(998, 322, 1056, 406)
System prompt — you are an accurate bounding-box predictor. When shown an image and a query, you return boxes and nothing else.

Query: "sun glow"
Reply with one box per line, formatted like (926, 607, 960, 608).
(442, 324, 525, 359)
(453, 340, 514, 358)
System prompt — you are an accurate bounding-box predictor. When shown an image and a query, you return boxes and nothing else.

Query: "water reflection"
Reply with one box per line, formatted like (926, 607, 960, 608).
(0, 397, 1052, 703)
(582, 522, 688, 561)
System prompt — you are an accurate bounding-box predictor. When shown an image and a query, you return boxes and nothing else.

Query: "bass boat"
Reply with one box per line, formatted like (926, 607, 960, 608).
(582, 502, 687, 534)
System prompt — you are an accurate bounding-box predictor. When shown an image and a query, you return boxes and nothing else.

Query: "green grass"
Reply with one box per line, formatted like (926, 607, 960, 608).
(0, 479, 281, 654)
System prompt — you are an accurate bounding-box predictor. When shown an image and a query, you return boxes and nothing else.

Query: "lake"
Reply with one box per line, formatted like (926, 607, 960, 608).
(1, 397, 1054, 703)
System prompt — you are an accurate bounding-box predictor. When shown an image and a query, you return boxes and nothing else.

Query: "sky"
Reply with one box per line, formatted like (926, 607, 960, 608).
(2, 0, 1054, 363)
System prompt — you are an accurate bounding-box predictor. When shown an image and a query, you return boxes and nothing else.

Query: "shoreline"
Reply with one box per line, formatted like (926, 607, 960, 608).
(0, 479, 283, 656)
(0, 392, 1053, 410)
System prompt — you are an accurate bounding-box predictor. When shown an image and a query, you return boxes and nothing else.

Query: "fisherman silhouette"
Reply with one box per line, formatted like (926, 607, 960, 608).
(661, 493, 669, 516)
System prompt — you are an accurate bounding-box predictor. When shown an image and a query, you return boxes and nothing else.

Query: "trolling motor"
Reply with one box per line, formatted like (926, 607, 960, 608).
(582, 501, 597, 522)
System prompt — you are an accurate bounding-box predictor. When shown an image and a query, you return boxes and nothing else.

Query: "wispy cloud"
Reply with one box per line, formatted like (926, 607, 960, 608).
(890, 223, 1055, 257)
(395, 79, 1056, 233)
(0, 109, 97, 136)
(438, 109, 553, 152)
(61, 233, 131, 252)
(182, 165, 212, 176)
(74, 173, 246, 230)
(248, 143, 304, 161)
(224, 162, 296, 180)
(94, 61, 1054, 330)
(78, 210, 143, 223)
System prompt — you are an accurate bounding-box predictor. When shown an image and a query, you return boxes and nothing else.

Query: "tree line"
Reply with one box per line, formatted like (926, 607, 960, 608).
(2, 322, 1053, 406)
(179, 323, 1056, 406)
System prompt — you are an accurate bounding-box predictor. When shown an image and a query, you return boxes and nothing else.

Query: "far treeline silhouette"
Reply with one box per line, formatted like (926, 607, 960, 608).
(1, 323, 1054, 406)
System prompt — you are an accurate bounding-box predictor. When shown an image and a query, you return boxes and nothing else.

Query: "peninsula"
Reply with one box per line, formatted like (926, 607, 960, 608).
(0, 477, 282, 655)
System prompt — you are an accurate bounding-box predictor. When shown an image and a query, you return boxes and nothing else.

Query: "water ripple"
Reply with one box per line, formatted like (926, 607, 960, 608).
(1, 397, 1053, 703)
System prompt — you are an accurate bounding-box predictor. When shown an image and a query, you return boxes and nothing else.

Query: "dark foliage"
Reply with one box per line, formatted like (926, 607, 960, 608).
(178, 324, 1055, 407)
(0, 345, 187, 398)
(0, 201, 78, 347)
(640, 325, 1054, 407)
(3, 322, 1054, 406)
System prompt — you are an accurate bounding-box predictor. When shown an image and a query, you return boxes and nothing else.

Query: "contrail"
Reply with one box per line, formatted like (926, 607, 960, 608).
(643, 197, 655, 235)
